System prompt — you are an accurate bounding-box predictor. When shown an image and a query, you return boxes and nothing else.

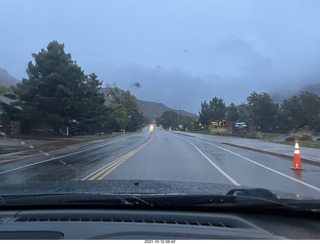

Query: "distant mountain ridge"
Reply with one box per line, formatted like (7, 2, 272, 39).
(136, 99, 198, 122)
(98, 88, 198, 122)
(0, 68, 20, 87)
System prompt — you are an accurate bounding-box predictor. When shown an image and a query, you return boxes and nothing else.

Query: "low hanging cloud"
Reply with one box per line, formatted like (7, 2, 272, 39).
(215, 38, 272, 76)
(98, 62, 275, 114)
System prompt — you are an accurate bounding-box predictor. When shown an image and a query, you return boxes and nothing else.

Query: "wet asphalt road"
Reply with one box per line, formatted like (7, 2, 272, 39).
(1, 126, 320, 198)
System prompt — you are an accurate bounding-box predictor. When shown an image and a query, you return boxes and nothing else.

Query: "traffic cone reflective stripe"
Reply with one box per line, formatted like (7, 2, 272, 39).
(291, 140, 304, 170)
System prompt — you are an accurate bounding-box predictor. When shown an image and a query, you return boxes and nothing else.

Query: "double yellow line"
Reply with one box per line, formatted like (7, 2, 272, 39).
(81, 132, 154, 181)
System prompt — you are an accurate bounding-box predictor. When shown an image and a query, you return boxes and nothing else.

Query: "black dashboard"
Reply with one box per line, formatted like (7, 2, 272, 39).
(0, 208, 319, 239)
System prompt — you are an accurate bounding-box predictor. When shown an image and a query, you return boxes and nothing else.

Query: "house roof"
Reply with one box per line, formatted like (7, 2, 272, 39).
(0, 95, 22, 110)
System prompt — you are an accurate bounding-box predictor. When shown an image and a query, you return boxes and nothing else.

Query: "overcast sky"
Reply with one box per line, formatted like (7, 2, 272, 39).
(1, 0, 320, 113)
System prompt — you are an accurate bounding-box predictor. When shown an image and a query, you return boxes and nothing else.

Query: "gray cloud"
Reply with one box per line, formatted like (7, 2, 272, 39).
(96, 63, 269, 113)
(215, 38, 272, 75)
(1, 0, 320, 114)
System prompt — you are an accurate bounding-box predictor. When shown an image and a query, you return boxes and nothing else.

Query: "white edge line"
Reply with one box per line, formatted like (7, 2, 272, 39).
(202, 140, 320, 192)
(183, 138, 240, 186)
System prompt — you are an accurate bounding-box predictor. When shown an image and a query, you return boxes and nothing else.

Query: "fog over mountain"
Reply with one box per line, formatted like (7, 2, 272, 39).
(271, 82, 320, 104)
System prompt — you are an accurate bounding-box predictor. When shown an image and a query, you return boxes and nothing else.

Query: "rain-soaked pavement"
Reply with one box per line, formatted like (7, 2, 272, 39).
(0, 126, 320, 199)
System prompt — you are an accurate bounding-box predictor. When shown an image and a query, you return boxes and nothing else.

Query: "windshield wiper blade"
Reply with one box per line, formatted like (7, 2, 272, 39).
(226, 188, 283, 205)
(226, 188, 320, 211)
(136, 188, 306, 210)
(1, 188, 319, 211)
(227, 188, 279, 200)
(0, 192, 151, 207)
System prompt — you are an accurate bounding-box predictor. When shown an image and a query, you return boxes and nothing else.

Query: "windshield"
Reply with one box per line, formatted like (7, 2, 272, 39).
(1, 0, 320, 210)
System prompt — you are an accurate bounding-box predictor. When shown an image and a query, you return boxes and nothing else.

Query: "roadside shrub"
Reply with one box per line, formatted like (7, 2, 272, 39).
(256, 132, 264, 139)
(300, 134, 312, 141)
(260, 133, 266, 139)
(285, 136, 295, 141)
(289, 126, 313, 141)
(210, 128, 227, 136)
(247, 132, 263, 139)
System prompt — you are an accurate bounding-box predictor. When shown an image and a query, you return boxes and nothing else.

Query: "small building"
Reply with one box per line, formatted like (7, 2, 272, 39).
(0, 94, 22, 136)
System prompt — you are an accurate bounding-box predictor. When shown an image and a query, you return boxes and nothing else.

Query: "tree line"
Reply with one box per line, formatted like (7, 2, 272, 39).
(11, 41, 146, 135)
(199, 91, 320, 133)
(7, 41, 320, 135)
(155, 110, 195, 131)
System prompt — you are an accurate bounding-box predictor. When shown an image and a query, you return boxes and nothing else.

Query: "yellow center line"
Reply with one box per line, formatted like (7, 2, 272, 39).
(91, 138, 152, 180)
(81, 154, 128, 181)
(81, 132, 154, 181)
(82, 140, 149, 181)
(87, 155, 130, 180)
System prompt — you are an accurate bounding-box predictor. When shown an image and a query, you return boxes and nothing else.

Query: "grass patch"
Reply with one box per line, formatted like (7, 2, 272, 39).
(276, 140, 320, 149)
(188, 130, 213, 135)
(0, 146, 34, 155)
(188, 129, 228, 136)
(67, 134, 113, 141)
(66, 132, 117, 142)
(262, 133, 285, 140)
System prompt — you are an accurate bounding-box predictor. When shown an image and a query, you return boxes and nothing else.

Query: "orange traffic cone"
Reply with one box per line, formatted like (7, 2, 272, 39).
(291, 140, 304, 170)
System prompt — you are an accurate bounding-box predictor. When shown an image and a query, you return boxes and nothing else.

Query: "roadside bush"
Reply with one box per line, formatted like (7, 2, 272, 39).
(285, 136, 295, 141)
(300, 134, 312, 141)
(256, 132, 264, 139)
(289, 126, 313, 141)
(260, 133, 266, 139)
(246, 132, 264, 139)
(210, 128, 227, 136)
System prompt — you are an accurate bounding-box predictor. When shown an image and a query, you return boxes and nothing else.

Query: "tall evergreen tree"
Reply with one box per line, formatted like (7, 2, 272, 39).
(14, 41, 109, 134)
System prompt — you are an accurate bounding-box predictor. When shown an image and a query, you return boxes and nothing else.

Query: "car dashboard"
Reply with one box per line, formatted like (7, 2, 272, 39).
(0, 208, 319, 239)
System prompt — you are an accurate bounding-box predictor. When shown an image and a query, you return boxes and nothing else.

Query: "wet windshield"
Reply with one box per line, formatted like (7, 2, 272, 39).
(0, 0, 320, 205)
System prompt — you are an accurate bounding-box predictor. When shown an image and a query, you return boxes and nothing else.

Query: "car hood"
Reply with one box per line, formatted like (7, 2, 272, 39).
(0, 179, 314, 200)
